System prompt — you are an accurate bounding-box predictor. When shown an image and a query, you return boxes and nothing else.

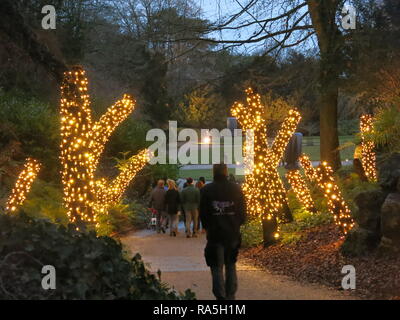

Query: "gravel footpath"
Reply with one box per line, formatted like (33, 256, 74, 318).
(120, 223, 355, 300)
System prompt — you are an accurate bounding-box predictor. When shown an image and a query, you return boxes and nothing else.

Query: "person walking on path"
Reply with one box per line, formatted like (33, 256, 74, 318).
(180, 177, 200, 238)
(195, 178, 205, 234)
(149, 179, 167, 233)
(165, 179, 181, 237)
(179, 182, 188, 234)
(200, 164, 246, 300)
(195, 179, 204, 189)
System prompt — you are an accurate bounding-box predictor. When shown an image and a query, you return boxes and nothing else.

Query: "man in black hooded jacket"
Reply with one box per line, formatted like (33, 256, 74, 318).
(200, 164, 246, 300)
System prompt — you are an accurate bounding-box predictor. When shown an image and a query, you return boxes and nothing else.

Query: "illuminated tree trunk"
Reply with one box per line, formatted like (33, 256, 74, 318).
(232, 89, 301, 246)
(307, 0, 342, 171)
(262, 216, 278, 247)
(360, 115, 378, 182)
(60, 66, 150, 228)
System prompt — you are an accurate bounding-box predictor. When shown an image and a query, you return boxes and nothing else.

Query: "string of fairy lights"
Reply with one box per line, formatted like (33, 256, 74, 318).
(360, 114, 378, 182)
(299, 155, 355, 235)
(285, 169, 317, 213)
(95, 149, 151, 213)
(4, 78, 372, 238)
(5, 158, 41, 213)
(60, 66, 150, 226)
(231, 88, 301, 239)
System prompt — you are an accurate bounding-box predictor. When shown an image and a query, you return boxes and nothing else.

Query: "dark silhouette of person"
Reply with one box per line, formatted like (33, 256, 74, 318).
(200, 164, 246, 300)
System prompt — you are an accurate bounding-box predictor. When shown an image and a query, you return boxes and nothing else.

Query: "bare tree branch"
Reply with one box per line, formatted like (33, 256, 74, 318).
(204, 1, 308, 33)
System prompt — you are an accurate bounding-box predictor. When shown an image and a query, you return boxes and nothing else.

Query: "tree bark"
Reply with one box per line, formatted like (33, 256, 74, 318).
(307, 0, 342, 171)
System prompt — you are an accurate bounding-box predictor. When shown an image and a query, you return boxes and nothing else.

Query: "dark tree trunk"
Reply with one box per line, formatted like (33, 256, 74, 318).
(307, 0, 342, 171)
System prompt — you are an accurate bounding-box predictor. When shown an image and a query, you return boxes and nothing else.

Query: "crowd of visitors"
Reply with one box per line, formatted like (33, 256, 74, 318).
(149, 165, 246, 300)
(149, 176, 206, 237)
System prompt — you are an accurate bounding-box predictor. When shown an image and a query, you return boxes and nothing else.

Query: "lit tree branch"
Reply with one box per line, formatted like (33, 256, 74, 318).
(286, 169, 317, 213)
(270, 109, 301, 166)
(91, 96, 136, 165)
(299, 154, 354, 235)
(6, 158, 41, 213)
(96, 149, 152, 208)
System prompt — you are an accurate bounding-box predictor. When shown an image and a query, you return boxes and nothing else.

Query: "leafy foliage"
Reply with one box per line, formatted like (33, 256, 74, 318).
(336, 167, 380, 215)
(261, 92, 296, 136)
(280, 208, 333, 245)
(19, 179, 68, 225)
(0, 212, 195, 300)
(367, 105, 400, 154)
(105, 119, 152, 158)
(149, 164, 180, 184)
(97, 200, 152, 237)
(338, 119, 359, 136)
(240, 217, 263, 248)
(0, 89, 59, 180)
(282, 208, 333, 233)
(172, 86, 226, 128)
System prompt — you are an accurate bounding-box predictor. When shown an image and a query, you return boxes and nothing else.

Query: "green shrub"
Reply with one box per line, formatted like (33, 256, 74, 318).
(337, 170, 379, 214)
(338, 119, 359, 136)
(287, 190, 303, 212)
(281, 208, 333, 233)
(280, 233, 303, 245)
(366, 105, 400, 154)
(19, 180, 69, 225)
(105, 118, 152, 157)
(240, 218, 263, 248)
(149, 163, 180, 182)
(0, 212, 195, 300)
(0, 90, 59, 180)
(97, 200, 152, 236)
(280, 208, 333, 245)
(128, 201, 152, 229)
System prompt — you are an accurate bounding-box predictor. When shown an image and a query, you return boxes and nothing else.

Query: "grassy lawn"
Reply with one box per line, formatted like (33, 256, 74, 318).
(303, 135, 354, 161)
(178, 168, 239, 181)
(176, 136, 355, 163)
(178, 136, 355, 180)
(178, 167, 286, 181)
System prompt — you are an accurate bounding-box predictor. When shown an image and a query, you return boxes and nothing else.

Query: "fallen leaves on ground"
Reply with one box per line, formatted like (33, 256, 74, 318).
(240, 225, 400, 299)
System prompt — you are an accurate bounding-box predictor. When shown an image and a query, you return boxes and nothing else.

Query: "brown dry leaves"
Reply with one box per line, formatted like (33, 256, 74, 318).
(241, 225, 400, 299)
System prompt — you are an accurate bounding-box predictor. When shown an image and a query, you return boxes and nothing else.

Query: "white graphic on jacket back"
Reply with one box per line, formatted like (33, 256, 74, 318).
(212, 201, 235, 216)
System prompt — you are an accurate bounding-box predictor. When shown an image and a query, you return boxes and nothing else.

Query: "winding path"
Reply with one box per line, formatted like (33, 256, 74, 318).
(120, 223, 355, 300)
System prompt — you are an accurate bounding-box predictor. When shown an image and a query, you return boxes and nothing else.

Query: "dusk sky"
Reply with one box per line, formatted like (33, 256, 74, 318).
(195, 0, 263, 53)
